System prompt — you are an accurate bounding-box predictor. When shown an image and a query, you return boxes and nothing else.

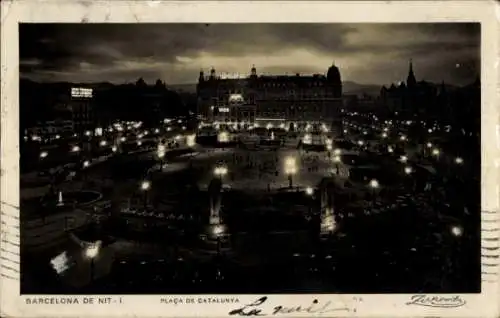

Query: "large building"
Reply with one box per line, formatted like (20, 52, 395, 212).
(379, 60, 440, 117)
(197, 63, 344, 129)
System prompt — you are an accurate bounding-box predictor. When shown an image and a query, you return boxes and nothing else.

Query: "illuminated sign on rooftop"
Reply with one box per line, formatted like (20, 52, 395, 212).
(71, 87, 93, 98)
(219, 72, 245, 79)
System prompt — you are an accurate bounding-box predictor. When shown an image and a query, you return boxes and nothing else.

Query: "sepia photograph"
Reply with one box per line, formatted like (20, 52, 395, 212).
(17, 22, 482, 296)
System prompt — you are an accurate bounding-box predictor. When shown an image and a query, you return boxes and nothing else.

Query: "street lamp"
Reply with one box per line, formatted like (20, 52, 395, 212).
(369, 179, 379, 189)
(400, 155, 408, 163)
(141, 180, 151, 191)
(284, 156, 297, 188)
(157, 144, 166, 171)
(83, 160, 90, 168)
(214, 166, 228, 180)
(455, 157, 464, 164)
(140, 180, 151, 209)
(400, 135, 407, 141)
(305, 186, 314, 196)
(111, 146, 118, 153)
(404, 166, 412, 175)
(71, 145, 80, 153)
(450, 225, 463, 237)
(368, 179, 379, 205)
(381, 132, 388, 138)
(99, 140, 107, 147)
(84, 241, 101, 282)
(39, 151, 48, 159)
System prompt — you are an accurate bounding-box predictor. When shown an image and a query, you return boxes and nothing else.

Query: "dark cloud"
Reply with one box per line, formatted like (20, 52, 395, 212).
(19, 23, 480, 85)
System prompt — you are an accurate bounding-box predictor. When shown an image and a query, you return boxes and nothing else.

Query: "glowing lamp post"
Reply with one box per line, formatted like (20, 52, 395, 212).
(39, 151, 48, 159)
(432, 148, 440, 157)
(357, 140, 364, 150)
(71, 145, 80, 153)
(333, 155, 341, 175)
(84, 241, 101, 282)
(450, 225, 463, 237)
(305, 186, 314, 196)
(455, 157, 464, 165)
(284, 157, 297, 188)
(369, 179, 379, 204)
(140, 180, 151, 209)
(214, 166, 228, 180)
(99, 140, 107, 147)
(157, 144, 166, 171)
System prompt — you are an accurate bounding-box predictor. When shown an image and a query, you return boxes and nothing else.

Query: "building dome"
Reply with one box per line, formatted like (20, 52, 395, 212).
(326, 63, 342, 97)
(327, 63, 341, 84)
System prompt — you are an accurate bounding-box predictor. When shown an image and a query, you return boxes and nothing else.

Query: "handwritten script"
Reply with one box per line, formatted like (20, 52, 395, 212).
(228, 296, 350, 316)
(406, 295, 466, 308)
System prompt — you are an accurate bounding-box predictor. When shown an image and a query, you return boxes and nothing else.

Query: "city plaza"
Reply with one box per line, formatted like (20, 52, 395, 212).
(19, 111, 478, 293)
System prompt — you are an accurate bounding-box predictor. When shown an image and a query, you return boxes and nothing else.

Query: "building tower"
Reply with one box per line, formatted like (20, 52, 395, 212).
(250, 65, 257, 78)
(326, 62, 342, 98)
(210, 66, 216, 80)
(198, 69, 205, 83)
(406, 59, 417, 88)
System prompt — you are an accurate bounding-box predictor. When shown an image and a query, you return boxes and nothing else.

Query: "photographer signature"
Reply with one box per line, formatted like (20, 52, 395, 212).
(228, 296, 350, 316)
(406, 295, 466, 308)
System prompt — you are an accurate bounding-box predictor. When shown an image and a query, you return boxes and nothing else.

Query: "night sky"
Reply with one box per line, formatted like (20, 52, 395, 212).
(20, 23, 480, 86)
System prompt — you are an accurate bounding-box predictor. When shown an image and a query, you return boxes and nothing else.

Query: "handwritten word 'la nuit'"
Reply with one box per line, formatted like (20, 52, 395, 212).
(228, 296, 350, 316)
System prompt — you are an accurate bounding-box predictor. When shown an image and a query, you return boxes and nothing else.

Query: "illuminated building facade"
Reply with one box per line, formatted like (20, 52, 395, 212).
(70, 87, 95, 134)
(197, 63, 343, 127)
